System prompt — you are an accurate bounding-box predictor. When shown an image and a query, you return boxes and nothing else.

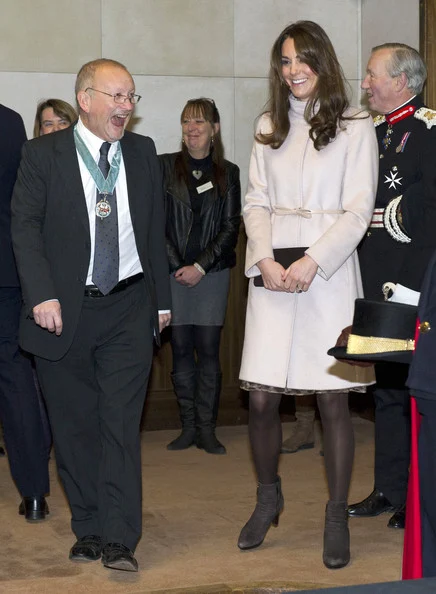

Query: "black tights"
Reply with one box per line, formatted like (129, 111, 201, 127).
(248, 390, 354, 501)
(171, 325, 222, 374)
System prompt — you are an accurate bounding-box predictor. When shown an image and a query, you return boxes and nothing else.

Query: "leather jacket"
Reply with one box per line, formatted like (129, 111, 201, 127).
(159, 152, 241, 273)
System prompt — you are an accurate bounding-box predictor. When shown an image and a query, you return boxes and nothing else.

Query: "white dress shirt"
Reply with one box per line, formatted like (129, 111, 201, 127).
(76, 118, 142, 285)
(75, 119, 170, 317)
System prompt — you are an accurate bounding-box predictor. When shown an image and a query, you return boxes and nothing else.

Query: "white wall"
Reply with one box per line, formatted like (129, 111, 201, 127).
(0, 0, 420, 191)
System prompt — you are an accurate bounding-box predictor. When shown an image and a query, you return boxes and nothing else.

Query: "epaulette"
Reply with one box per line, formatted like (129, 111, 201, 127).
(373, 114, 386, 127)
(414, 107, 436, 129)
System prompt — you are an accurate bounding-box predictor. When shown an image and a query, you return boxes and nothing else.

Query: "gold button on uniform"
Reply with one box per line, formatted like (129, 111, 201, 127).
(419, 321, 431, 333)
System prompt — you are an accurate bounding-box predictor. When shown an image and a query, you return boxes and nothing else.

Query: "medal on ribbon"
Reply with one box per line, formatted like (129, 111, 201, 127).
(396, 132, 411, 153)
(95, 194, 112, 219)
(74, 126, 122, 219)
(382, 125, 393, 150)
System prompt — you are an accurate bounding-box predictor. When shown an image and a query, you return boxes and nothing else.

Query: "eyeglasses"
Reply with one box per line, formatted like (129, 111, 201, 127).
(85, 88, 141, 104)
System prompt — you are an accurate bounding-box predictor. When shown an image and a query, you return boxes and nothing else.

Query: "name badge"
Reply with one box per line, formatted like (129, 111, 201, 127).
(197, 181, 213, 194)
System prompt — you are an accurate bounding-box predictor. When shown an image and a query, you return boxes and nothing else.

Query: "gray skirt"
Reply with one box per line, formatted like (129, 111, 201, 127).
(170, 268, 230, 326)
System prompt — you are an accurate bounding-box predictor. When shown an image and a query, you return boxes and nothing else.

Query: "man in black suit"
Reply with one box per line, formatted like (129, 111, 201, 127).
(11, 59, 171, 572)
(0, 104, 50, 520)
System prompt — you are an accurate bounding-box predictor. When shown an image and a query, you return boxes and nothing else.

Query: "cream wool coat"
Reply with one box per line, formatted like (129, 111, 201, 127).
(239, 97, 378, 391)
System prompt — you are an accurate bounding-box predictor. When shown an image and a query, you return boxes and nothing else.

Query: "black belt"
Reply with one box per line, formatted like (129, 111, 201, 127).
(84, 273, 144, 298)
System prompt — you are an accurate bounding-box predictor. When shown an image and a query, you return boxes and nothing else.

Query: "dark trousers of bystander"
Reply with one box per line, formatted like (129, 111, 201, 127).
(0, 287, 49, 497)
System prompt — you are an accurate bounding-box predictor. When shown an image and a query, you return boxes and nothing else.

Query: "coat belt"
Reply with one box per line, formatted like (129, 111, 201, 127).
(272, 207, 345, 219)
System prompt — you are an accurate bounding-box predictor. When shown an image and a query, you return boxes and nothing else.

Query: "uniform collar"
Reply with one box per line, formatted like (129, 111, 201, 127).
(374, 95, 424, 127)
(385, 96, 417, 125)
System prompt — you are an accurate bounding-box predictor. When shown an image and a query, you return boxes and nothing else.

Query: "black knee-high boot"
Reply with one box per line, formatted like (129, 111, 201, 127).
(195, 371, 226, 455)
(167, 371, 197, 450)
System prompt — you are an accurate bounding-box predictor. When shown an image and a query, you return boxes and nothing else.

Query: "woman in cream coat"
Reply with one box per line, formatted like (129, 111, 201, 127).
(238, 21, 378, 569)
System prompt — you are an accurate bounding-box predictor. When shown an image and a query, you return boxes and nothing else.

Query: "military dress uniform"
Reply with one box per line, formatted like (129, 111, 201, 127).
(406, 249, 436, 577)
(358, 95, 436, 511)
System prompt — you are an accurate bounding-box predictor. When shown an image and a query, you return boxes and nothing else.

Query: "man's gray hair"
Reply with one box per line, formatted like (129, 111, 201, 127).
(373, 43, 427, 94)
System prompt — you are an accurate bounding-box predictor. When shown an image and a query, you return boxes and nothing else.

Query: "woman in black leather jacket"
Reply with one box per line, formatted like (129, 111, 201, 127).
(160, 98, 241, 454)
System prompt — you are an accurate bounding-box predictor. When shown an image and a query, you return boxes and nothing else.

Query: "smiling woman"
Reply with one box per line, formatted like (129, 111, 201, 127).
(159, 97, 241, 456)
(281, 37, 318, 101)
(238, 20, 378, 569)
(33, 98, 77, 137)
(181, 111, 217, 159)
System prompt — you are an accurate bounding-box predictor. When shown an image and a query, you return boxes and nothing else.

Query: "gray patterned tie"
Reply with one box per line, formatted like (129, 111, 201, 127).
(91, 142, 119, 295)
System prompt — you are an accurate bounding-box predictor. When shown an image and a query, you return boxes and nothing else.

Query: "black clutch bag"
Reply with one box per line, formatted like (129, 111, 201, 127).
(253, 247, 308, 287)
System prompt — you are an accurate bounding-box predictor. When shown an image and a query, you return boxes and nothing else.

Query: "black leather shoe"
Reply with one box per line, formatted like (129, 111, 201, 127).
(18, 496, 49, 521)
(102, 542, 138, 572)
(69, 535, 102, 561)
(347, 488, 395, 517)
(388, 505, 406, 529)
(0, 445, 5, 457)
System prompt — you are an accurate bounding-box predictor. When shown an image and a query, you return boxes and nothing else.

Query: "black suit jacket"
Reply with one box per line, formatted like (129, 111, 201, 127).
(0, 105, 27, 287)
(11, 125, 171, 361)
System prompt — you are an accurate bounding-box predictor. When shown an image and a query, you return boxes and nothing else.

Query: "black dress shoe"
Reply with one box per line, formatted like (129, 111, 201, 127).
(102, 542, 138, 572)
(18, 496, 49, 521)
(347, 488, 395, 517)
(388, 505, 406, 529)
(69, 535, 103, 562)
(0, 445, 5, 457)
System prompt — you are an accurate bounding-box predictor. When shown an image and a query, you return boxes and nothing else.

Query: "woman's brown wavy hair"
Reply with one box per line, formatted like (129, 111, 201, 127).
(258, 20, 352, 151)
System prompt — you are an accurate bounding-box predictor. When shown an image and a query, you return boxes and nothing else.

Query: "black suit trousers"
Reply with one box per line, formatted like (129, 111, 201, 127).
(35, 280, 153, 550)
(373, 362, 410, 506)
(0, 287, 50, 496)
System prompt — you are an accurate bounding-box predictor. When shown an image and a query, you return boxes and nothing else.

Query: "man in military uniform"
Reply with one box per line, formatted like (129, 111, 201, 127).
(348, 43, 436, 529)
(406, 250, 436, 577)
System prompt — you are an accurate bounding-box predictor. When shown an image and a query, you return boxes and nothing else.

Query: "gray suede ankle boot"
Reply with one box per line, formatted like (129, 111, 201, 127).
(238, 477, 284, 550)
(323, 500, 350, 569)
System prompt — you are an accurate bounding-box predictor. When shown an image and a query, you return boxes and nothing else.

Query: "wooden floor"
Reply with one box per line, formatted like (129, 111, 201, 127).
(0, 416, 404, 593)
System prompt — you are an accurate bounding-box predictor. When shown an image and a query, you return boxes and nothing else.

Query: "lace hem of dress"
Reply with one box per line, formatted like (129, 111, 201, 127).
(240, 381, 367, 395)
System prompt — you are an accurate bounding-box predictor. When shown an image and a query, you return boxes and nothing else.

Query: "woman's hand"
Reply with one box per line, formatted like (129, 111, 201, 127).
(174, 265, 203, 287)
(159, 312, 172, 332)
(282, 254, 318, 293)
(257, 258, 287, 291)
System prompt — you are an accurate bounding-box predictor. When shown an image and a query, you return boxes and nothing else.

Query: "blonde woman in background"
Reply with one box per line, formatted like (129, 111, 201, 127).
(34, 98, 77, 137)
